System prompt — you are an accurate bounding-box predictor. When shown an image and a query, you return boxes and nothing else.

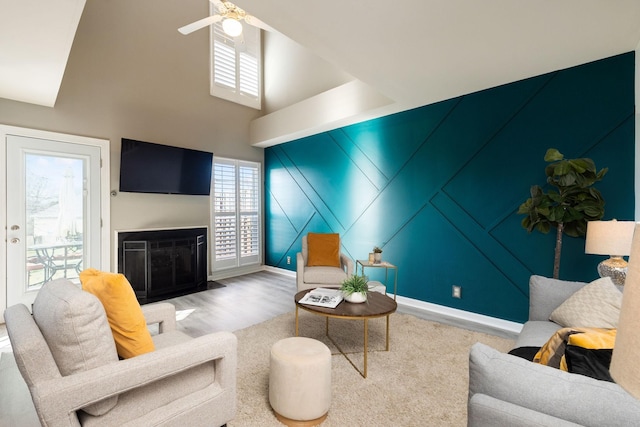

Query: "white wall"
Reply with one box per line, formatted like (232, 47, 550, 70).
(0, 0, 263, 271)
(263, 31, 353, 113)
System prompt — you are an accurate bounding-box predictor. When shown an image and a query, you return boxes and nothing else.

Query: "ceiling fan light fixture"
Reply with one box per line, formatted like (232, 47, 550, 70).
(222, 17, 243, 37)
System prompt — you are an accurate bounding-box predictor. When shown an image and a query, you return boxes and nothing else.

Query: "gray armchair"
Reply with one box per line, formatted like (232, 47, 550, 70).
(4, 279, 237, 427)
(296, 234, 354, 292)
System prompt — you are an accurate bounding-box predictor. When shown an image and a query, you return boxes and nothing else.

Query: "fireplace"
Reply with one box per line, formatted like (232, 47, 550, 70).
(117, 227, 208, 303)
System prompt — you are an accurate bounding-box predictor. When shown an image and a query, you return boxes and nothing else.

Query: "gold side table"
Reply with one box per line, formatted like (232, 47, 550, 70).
(356, 260, 398, 300)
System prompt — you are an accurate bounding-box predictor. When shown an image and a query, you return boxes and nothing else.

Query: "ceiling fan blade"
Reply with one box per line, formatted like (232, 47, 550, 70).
(210, 0, 228, 14)
(244, 14, 275, 32)
(178, 14, 223, 35)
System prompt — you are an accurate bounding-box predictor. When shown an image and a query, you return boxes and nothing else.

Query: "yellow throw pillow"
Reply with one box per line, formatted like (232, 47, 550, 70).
(534, 327, 615, 371)
(80, 269, 155, 359)
(567, 328, 616, 349)
(534, 327, 579, 369)
(307, 233, 341, 267)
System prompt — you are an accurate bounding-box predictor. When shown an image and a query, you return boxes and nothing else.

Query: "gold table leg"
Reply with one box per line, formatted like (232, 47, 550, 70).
(296, 301, 394, 379)
(386, 315, 390, 351)
(364, 319, 368, 378)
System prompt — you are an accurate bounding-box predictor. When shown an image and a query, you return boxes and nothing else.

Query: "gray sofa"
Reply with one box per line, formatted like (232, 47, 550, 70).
(468, 275, 640, 426)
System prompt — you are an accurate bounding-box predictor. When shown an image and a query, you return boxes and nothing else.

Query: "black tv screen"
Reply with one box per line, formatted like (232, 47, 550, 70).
(119, 138, 213, 195)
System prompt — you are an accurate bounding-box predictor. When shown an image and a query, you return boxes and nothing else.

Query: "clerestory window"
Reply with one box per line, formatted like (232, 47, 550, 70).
(210, 21, 261, 110)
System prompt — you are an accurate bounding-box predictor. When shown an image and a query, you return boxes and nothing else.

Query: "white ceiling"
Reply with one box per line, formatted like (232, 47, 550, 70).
(240, 0, 640, 112)
(0, 0, 86, 107)
(2, 0, 640, 122)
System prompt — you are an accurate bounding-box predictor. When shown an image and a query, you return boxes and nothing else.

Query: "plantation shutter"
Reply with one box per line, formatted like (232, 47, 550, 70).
(239, 164, 259, 260)
(211, 22, 261, 109)
(213, 36, 236, 89)
(213, 160, 237, 265)
(212, 158, 261, 270)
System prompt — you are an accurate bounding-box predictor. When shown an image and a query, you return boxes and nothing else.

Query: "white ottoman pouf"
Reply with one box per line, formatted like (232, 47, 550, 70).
(269, 337, 331, 426)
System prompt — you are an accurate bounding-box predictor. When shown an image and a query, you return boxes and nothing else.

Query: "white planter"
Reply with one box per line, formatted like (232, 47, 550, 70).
(344, 292, 367, 303)
(373, 253, 382, 264)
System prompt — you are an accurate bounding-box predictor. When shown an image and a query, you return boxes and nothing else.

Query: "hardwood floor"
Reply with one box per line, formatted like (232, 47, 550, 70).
(0, 269, 518, 425)
(0, 270, 298, 354)
(163, 270, 518, 339)
(0, 270, 298, 426)
(0, 268, 517, 351)
(159, 270, 298, 337)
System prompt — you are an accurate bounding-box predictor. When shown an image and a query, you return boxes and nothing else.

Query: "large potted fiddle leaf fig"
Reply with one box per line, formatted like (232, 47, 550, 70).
(518, 148, 607, 279)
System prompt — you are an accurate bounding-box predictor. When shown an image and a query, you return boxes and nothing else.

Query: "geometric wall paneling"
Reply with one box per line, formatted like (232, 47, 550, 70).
(341, 98, 459, 180)
(488, 212, 556, 283)
(438, 75, 556, 230)
(581, 117, 635, 218)
(265, 149, 316, 233)
(329, 130, 389, 191)
(264, 148, 317, 267)
(430, 192, 531, 296)
(264, 51, 635, 323)
(443, 53, 635, 230)
(487, 126, 635, 283)
(265, 191, 300, 268)
(279, 133, 379, 230)
(429, 194, 530, 321)
(382, 200, 529, 321)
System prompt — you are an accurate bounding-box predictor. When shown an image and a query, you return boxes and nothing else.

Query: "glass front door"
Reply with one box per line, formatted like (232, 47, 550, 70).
(6, 135, 102, 309)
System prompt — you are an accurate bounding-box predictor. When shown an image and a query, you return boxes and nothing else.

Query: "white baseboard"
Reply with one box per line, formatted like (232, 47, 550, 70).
(209, 265, 265, 281)
(263, 265, 295, 277)
(395, 295, 523, 335)
(262, 266, 523, 335)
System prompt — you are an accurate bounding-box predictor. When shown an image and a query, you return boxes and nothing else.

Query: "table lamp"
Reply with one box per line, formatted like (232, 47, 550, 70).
(585, 219, 635, 285)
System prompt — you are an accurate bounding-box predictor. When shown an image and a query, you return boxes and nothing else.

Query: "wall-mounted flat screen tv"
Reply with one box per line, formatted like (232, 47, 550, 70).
(119, 138, 213, 195)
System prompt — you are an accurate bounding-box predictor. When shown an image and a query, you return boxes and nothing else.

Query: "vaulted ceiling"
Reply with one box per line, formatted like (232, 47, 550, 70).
(0, 0, 86, 107)
(244, 0, 640, 110)
(2, 0, 640, 125)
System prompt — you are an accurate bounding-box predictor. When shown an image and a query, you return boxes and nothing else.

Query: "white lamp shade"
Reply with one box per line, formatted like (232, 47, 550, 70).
(222, 18, 243, 37)
(585, 220, 635, 256)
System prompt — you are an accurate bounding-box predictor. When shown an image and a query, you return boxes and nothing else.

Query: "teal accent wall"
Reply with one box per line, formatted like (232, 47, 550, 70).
(265, 52, 635, 323)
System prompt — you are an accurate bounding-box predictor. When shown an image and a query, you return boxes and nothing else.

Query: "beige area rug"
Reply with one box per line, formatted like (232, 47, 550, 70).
(230, 310, 514, 427)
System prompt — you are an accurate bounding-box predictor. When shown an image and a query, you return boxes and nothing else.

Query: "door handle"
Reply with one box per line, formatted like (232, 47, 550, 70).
(10, 225, 19, 230)
(10, 238, 20, 244)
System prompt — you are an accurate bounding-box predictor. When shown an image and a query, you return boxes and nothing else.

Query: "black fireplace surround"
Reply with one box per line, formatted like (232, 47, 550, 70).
(117, 227, 207, 303)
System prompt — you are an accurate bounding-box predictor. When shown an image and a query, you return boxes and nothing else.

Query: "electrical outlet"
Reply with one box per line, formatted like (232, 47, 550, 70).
(286, 256, 291, 265)
(452, 285, 462, 299)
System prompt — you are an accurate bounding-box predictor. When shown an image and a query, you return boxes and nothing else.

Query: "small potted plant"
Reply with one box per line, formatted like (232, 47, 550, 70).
(373, 246, 383, 264)
(340, 274, 369, 303)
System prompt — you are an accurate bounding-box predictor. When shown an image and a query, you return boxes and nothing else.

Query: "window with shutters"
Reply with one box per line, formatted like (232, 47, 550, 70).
(210, 20, 261, 110)
(211, 158, 261, 271)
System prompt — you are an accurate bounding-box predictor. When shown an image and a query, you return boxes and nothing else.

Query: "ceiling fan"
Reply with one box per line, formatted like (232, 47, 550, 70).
(178, 0, 273, 37)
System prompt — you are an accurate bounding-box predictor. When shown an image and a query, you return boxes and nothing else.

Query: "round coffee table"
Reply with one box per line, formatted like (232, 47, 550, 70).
(294, 289, 397, 378)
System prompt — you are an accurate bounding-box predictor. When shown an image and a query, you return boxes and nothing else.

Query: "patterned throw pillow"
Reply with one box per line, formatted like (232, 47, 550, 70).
(549, 277, 622, 328)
